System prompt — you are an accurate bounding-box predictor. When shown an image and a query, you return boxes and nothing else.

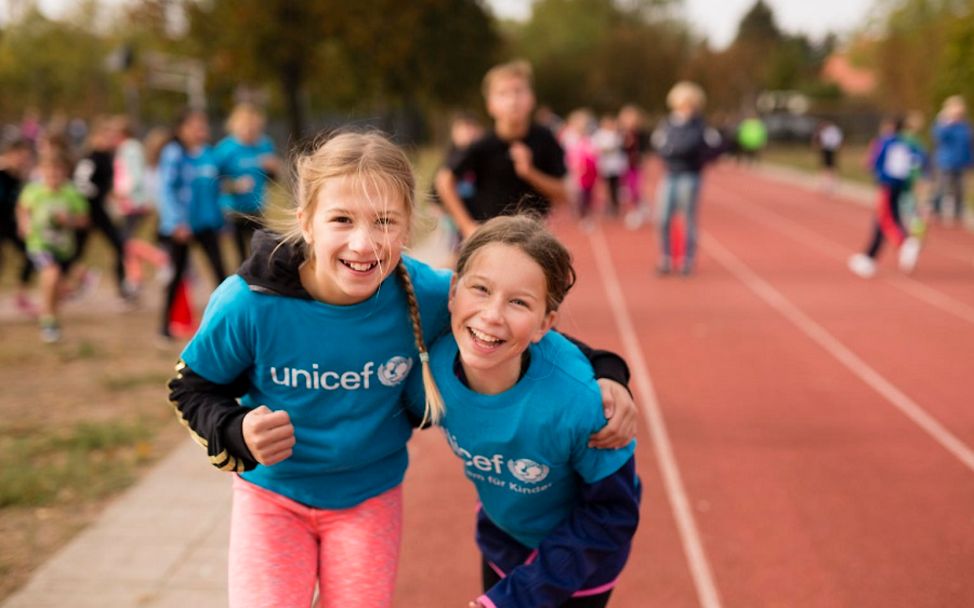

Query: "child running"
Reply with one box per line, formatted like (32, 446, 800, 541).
(848, 116, 925, 278)
(0, 138, 37, 317)
(214, 102, 280, 264)
(166, 131, 636, 608)
(405, 214, 640, 608)
(16, 150, 89, 343)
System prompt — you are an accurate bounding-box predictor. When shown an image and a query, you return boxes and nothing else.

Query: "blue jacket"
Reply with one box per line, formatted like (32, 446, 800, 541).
(932, 120, 972, 171)
(872, 134, 926, 188)
(157, 141, 223, 235)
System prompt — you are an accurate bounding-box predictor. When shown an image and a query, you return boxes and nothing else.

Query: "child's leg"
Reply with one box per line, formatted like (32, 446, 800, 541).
(193, 229, 228, 284)
(606, 175, 621, 215)
(160, 239, 190, 336)
(875, 185, 906, 250)
(228, 476, 319, 608)
(37, 263, 60, 320)
(317, 485, 402, 608)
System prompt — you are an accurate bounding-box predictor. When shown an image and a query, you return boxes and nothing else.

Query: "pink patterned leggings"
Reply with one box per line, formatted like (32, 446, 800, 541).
(228, 476, 402, 608)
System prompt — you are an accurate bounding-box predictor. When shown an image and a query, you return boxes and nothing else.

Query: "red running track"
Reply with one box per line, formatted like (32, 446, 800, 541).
(394, 163, 974, 607)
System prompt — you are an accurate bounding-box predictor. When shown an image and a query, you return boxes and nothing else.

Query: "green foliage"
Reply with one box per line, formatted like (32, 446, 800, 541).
(0, 6, 121, 120)
(509, 0, 687, 114)
(933, 9, 974, 110)
(183, 0, 499, 137)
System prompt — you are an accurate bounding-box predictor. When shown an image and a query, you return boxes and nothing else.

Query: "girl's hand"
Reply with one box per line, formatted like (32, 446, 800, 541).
(172, 225, 191, 244)
(242, 405, 296, 465)
(233, 175, 255, 194)
(589, 379, 638, 449)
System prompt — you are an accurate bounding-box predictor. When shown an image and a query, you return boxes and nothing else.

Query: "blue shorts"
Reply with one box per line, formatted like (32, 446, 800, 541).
(29, 250, 73, 273)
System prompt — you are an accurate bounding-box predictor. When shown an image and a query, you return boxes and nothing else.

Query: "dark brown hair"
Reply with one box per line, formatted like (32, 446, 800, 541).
(455, 214, 576, 313)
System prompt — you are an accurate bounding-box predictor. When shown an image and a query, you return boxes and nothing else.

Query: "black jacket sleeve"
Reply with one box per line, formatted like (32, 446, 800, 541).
(563, 334, 631, 394)
(481, 457, 641, 607)
(167, 359, 258, 472)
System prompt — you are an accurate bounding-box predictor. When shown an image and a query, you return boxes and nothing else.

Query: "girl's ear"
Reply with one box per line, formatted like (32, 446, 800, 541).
(531, 310, 558, 343)
(296, 207, 313, 245)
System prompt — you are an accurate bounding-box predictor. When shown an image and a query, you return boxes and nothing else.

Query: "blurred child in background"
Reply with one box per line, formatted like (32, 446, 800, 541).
(214, 103, 279, 264)
(16, 151, 88, 342)
(848, 116, 925, 279)
(0, 138, 37, 317)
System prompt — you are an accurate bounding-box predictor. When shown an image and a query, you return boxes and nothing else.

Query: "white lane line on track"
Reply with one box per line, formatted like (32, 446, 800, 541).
(702, 231, 974, 474)
(714, 187, 974, 327)
(589, 227, 723, 608)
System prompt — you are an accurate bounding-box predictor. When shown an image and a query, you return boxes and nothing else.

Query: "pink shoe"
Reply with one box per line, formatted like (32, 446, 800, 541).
(15, 293, 39, 319)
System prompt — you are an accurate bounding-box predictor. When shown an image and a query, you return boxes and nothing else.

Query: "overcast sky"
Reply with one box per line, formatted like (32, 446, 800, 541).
(487, 0, 878, 48)
(27, 0, 878, 49)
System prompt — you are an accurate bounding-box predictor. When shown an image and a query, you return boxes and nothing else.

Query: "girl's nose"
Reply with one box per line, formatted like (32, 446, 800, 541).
(347, 225, 376, 253)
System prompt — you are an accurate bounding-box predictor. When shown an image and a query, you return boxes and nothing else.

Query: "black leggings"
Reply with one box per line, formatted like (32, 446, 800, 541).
(0, 227, 34, 286)
(159, 229, 226, 336)
(481, 558, 613, 608)
(73, 202, 126, 293)
(230, 215, 261, 266)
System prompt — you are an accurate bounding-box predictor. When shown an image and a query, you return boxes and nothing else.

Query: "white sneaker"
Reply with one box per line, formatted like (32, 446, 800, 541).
(898, 237, 921, 273)
(624, 210, 643, 230)
(848, 253, 876, 278)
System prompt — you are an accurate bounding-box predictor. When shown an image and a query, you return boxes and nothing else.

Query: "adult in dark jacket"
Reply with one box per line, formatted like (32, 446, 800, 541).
(652, 81, 721, 276)
(928, 95, 973, 224)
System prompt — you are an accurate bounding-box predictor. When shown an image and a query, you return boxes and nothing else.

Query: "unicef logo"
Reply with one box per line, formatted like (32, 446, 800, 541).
(507, 459, 550, 484)
(377, 356, 413, 387)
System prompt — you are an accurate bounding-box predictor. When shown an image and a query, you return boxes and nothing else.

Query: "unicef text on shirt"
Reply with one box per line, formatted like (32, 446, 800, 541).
(269, 356, 414, 391)
(445, 432, 551, 485)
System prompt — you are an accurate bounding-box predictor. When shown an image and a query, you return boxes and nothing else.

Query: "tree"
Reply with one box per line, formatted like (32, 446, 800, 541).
(181, 0, 498, 140)
(0, 4, 118, 121)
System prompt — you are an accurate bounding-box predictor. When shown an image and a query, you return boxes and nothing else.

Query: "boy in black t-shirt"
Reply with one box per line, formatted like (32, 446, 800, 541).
(435, 60, 567, 239)
(0, 138, 37, 316)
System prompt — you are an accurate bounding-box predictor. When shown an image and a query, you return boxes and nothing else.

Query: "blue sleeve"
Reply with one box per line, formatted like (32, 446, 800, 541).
(158, 144, 187, 229)
(180, 277, 256, 385)
(212, 139, 233, 177)
(872, 139, 888, 181)
(481, 457, 641, 608)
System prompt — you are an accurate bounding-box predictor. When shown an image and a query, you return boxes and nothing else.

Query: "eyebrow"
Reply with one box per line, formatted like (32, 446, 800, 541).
(465, 273, 542, 301)
(323, 207, 405, 218)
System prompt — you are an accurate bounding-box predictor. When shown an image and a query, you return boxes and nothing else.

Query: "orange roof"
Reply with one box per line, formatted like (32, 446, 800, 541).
(821, 54, 877, 97)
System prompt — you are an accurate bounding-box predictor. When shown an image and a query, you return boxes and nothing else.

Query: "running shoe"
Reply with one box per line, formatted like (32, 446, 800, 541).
(39, 318, 61, 344)
(847, 253, 876, 279)
(898, 237, 921, 273)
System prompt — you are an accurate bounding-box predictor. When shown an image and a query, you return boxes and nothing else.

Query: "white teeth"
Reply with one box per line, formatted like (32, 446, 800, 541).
(344, 260, 376, 272)
(469, 327, 502, 344)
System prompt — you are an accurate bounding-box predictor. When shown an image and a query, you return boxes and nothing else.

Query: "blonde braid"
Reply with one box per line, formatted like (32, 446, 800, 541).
(396, 261, 445, 426)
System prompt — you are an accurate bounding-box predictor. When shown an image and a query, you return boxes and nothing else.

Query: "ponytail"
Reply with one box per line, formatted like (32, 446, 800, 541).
(396, 262, 445, 426)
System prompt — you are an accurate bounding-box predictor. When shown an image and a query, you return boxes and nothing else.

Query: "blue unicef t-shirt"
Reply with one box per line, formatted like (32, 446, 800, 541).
(214, 135, 275, 214)
(158, 142, 223, 235)
(408, 331, 636, 548)
(181, 255, 452, 509)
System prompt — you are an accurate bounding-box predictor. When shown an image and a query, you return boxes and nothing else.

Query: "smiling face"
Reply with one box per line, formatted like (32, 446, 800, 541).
(449, 242, 556, 394)
(297, 175, 409, 305)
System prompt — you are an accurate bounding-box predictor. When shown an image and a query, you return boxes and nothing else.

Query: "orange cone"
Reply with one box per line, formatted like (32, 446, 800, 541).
(670, 213, 685, 265)
(168, 280, 197, 338)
